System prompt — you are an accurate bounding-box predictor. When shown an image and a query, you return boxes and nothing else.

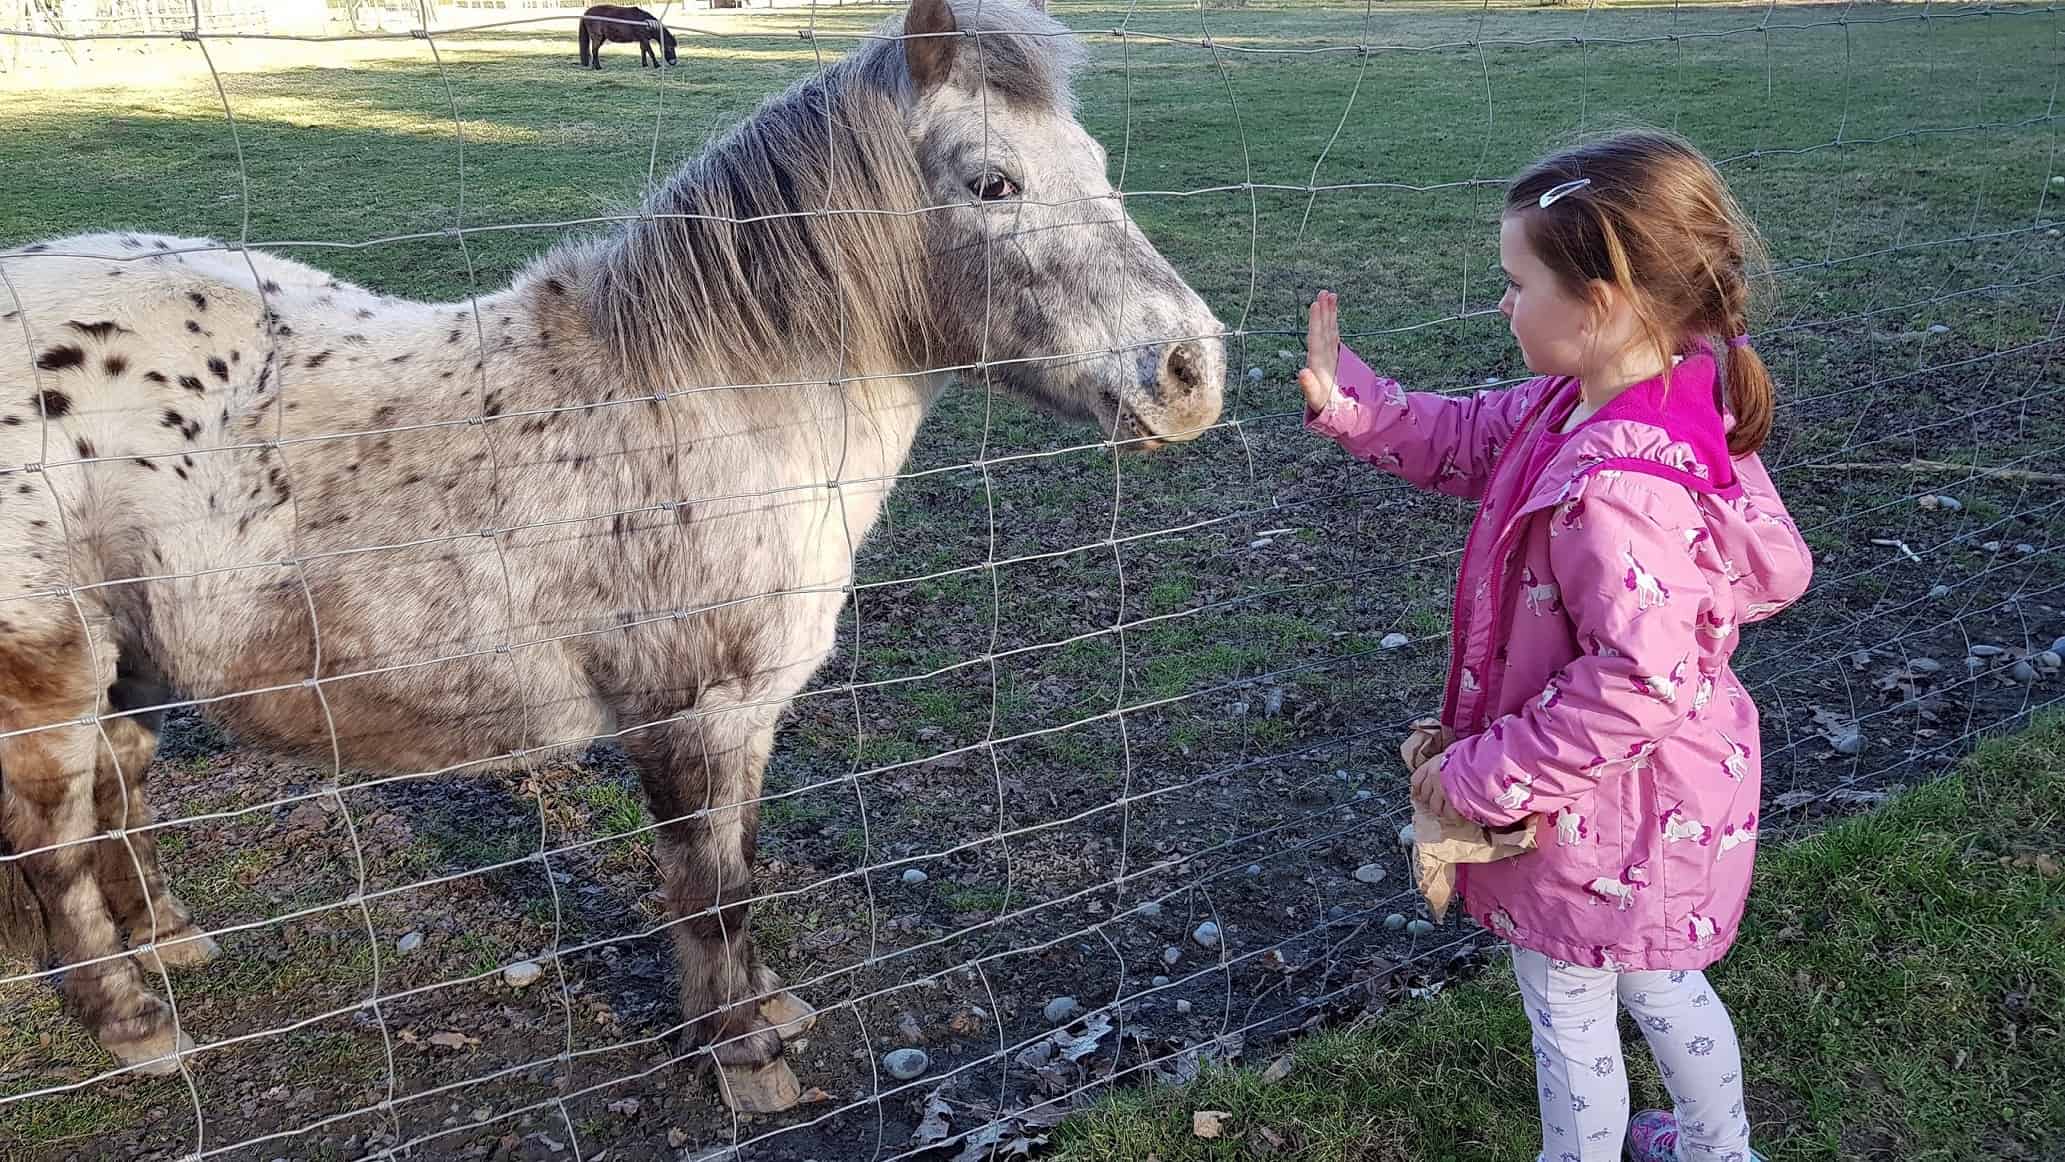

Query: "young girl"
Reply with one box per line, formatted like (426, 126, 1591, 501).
(1298, 130, 1812, 1162)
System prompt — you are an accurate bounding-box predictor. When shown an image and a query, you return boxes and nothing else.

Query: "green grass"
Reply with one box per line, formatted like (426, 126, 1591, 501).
(176, 928, 379, 1002)
(578, 778, 647, 838)
(1, 1091, 131, 1151)
(451, 932, 507, 979)
(944, 884, 1013, 915)
(762, 794, 835, 832)
(1051, 713, 2065, 1161)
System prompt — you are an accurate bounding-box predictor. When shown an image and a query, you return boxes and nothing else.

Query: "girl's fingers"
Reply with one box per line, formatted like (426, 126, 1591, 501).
(1302, 291, 1342, 413)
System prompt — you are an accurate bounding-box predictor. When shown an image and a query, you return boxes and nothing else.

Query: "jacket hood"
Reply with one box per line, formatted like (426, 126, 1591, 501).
(1517, 346, 1809, 623)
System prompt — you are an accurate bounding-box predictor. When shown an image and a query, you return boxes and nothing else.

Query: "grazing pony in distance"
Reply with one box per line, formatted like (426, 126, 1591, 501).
(579, 3, 676, 69)
(0, 0, 1224, 1109)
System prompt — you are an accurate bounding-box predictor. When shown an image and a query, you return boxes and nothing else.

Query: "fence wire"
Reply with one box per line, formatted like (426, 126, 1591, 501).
(1, 1, 2061, 1160)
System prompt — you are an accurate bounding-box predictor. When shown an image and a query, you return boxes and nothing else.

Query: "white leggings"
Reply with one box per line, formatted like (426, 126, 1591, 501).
(1512, 947, 1754, 1162)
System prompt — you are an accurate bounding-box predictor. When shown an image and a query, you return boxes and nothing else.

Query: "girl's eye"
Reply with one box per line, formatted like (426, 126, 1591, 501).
(969, 174, 1019, 201)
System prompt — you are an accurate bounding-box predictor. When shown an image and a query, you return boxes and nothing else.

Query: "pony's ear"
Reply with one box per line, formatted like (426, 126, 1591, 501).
(904, 0, 958, 91)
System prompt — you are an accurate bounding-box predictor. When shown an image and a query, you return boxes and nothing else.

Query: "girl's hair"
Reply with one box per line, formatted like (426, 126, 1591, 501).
(1506, 130, 1775, 457)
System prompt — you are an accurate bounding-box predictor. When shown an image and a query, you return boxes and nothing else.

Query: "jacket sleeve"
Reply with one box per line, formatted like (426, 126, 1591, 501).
(1304, 342, 1548, 501)
(1725, 451, 1815, 624)
(1438, 471, 1713, 826)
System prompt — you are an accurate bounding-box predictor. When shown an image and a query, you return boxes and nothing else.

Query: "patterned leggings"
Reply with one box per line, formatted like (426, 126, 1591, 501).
(1512, 947, 1755, 1162)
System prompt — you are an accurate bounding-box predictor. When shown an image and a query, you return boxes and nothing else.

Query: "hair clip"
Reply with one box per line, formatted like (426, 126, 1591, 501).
(1725, 334, 1752, 349)
(1537, 177, 1591, 209)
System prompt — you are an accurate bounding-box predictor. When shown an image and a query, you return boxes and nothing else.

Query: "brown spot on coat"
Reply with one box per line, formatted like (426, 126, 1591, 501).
(34, 345, 85, 372)
(207, 357, 230, 382)
(30, 390, 70, 418)
(177, 375, 204, 395)
(65, 320, 131, 340)
(102, 355, 129, 377)
(160, 410, 202, 441)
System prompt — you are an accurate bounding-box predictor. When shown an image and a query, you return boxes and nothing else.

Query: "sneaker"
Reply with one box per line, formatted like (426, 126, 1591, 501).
(1625, 1110, 1679, 1162)
(1624, 1110, 1768, 1162)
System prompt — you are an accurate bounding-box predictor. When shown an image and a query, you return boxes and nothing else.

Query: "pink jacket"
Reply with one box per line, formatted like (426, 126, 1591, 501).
(1308, 342, 1813, 971)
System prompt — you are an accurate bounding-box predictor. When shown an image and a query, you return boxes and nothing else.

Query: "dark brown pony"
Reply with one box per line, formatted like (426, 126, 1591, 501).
(579, 4, 677, 69)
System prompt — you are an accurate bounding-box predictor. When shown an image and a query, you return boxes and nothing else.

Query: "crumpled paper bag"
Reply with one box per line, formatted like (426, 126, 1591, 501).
(1400, 718, 1538, 923)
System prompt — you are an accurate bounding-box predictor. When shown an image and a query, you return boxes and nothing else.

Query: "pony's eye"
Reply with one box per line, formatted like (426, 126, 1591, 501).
(969, 174, 1019, 201)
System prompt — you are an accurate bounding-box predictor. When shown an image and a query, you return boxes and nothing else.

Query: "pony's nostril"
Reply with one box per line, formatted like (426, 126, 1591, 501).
(1161, 341, 1204, 395)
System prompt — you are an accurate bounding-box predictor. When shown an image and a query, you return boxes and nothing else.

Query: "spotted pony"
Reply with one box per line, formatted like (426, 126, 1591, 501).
(0, 0, 1225, 1096)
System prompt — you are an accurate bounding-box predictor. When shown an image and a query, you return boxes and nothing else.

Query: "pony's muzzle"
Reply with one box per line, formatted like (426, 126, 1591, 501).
(1142, 337, 1224, 444)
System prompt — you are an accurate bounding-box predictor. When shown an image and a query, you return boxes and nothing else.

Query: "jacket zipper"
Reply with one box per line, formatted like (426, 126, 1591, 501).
(1439, 378, 1572, 730)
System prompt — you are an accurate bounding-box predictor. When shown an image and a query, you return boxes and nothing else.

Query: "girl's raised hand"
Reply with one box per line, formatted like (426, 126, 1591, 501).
(1296, 290, 1342, 414)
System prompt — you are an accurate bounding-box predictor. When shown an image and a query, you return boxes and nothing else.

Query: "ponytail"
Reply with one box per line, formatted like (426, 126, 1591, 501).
(1722, 335, 1773, 457)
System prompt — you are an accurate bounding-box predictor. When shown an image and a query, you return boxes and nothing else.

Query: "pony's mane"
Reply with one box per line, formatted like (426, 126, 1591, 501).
(566, 0, 1082, 389)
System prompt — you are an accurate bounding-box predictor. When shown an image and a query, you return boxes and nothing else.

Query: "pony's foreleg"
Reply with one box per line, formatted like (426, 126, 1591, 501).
(90, 708, 217, 974)
(621, 690, 809, 1106)
(0, 620, 189, 1075)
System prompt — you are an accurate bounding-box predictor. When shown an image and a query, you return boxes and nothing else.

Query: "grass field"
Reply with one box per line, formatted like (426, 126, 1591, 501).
(2, 2, 2062, 1159)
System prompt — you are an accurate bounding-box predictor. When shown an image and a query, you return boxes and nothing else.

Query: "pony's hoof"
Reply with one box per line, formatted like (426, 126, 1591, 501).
(134, 928, 221, 973)
(708, 1018, 785, 1070)
(715, 1058, 800, 1113)
(759, 990, 816, 1041)
(103, 1025, 195, 1076)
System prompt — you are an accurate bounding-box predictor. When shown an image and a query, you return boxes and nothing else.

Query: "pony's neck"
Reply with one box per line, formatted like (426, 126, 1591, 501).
(581, 50, 935, 397)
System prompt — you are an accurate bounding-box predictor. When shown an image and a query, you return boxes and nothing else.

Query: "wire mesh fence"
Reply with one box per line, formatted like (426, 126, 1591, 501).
(0, 1, 2060, 1159)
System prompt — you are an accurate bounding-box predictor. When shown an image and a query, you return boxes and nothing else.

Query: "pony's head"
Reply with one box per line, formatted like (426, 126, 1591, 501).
(899, 0, 1224, 448)
(661, 26, 678, 64)
(592, 0, 1225, 451)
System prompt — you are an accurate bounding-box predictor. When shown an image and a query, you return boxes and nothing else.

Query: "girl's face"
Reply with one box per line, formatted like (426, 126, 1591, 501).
(1498, 213, 1603, 378)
